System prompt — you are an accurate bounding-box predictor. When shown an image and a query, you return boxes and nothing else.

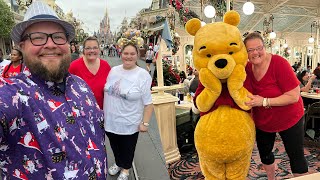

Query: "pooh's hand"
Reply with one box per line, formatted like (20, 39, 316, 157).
(197, 68, 222, 112)
(227, 64, 246, 91)
(228, 64, 252, 110)
(199, 68, 222, 94)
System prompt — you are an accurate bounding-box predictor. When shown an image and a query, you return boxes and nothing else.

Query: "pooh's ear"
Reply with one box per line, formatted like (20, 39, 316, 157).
(223, 10, 240, 27)
(185, 18, 202, 36)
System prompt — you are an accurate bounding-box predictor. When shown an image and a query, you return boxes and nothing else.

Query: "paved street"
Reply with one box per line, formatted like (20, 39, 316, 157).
(102, 55, 169, 180)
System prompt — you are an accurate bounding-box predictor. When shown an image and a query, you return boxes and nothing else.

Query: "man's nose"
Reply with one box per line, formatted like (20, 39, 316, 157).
(44, 37, 57, 47)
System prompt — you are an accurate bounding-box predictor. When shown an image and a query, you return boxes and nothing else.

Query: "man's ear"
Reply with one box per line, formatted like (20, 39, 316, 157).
(19, 42, 25, 49)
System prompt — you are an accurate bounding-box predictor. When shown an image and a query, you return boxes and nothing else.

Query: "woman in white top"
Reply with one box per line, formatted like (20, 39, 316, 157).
(104, 41, 153, 180)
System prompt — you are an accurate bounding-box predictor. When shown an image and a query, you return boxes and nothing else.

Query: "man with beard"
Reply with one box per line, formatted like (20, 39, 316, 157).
(0, 1, 107, 179)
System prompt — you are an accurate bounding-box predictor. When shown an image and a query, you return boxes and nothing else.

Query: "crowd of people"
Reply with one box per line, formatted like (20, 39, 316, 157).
(0, 1, 318, 180)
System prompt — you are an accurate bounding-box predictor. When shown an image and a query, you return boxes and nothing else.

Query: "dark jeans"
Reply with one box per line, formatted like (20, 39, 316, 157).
(256, 118, 308, 173)
(106, 131, 139, 169)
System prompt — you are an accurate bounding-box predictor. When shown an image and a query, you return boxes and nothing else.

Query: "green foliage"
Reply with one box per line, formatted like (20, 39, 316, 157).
(152, 59, 180, 87)
(208, 0, 234, 18)
(0, 0, 15, 39)
(283, 47, 290, 58)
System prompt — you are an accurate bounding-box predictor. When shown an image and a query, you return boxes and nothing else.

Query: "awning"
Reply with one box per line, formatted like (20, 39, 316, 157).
(148, 23, 164, 32)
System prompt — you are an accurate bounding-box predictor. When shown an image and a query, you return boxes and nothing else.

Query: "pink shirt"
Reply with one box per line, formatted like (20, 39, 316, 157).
(246, 55, 304, 132)
(69, 57, 111, 109)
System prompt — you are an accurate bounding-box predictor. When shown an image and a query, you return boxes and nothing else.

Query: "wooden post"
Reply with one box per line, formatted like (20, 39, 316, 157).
(151, 39, 181, 164)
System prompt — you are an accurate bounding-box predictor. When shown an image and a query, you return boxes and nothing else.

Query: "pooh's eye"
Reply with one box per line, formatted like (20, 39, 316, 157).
(207, 54, 212, 58)
(230, 43, 237, 46)
(229, 52, 233, 55)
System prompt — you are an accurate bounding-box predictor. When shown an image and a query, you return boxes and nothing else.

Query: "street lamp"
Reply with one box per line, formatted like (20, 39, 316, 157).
(243, 1, 255, 15)
(308, 21, 319, 44)
(204, 5, 216, 19)
(263, 14, 276, 39)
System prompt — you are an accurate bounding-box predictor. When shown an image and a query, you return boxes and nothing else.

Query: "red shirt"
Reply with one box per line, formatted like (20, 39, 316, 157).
(2, 64, 22, 78)
(246, 55, 304, 132)
(69, 57, 111, 109)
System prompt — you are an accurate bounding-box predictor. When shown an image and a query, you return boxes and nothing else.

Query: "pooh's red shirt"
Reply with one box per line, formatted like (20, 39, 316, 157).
(194, 80, 252, 116)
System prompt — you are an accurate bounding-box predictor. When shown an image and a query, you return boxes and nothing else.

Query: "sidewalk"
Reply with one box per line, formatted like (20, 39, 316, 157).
(106, 112, 170, 180)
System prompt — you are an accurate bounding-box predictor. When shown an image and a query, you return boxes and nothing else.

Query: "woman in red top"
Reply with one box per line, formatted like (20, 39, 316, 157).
(244, 32, 307, 179)
(69, 36, 111, 109)
(2, 48, 23, 78)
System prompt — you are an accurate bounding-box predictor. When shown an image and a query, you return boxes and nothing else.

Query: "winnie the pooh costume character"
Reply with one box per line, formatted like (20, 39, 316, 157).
(185, 11, 255, 180)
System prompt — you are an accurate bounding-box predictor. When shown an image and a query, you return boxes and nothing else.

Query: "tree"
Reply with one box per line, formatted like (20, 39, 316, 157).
(0, 0, 15, 39)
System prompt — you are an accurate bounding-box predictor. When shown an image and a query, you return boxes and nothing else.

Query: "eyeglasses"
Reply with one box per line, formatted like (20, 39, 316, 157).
(84, 47, 99, 51)
(247, 46, 264, 53)
(22, 32, 68, 46)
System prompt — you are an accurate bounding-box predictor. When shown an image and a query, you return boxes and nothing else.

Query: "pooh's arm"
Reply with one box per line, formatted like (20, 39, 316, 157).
(197, 68, 222, 112)
(227, 64, 252, 110)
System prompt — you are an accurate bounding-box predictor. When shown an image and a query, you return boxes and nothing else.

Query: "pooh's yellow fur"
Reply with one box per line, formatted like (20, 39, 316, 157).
(185, 11, 255, 180)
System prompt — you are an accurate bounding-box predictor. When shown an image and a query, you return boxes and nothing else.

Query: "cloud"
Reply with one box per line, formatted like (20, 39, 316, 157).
(55, 0, 152, 35)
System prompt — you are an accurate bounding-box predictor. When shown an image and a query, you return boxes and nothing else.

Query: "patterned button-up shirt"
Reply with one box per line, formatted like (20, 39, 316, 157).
(0, 71, 107, 179)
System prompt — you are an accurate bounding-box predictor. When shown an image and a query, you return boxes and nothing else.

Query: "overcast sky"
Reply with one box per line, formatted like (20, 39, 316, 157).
(55, 0, 152, 34)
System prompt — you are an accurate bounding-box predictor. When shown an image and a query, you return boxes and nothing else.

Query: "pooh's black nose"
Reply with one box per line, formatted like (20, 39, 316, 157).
(215, 59, 228, 69)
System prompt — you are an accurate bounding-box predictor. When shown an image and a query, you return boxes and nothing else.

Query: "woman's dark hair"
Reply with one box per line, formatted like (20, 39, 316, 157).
(2, 48, 23, 78)
(121, 43, 140, 66)
(297, 70, 307, 85)
(243, 32, 265, 46)
(70, 44, 79, 53)
(179, 71, 186, 82)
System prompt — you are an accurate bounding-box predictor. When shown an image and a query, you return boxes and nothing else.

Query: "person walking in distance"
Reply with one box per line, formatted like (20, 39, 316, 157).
(145, 46, 154, 73)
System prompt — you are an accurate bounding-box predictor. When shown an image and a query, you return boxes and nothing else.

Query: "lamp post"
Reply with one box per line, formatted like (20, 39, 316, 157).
(262, 14, 276, 51)
(309, 21, 320, 69)
(204, 5, 216, 23)
(263, 14, 276, 39)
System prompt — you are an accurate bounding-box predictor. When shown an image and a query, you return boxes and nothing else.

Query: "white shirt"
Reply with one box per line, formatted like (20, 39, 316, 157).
(0, 59, 11, 75)
(146, 50, 154, 60)
(104, 65, 152, 135)
(153, 45, 159, 52)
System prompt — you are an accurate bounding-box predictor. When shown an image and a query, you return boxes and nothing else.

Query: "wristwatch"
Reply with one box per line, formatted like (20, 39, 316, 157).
(141, 122, 149, 127)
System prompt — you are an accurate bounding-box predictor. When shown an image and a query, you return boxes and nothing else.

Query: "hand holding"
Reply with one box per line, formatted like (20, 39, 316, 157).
(245, 94, 264, 107)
